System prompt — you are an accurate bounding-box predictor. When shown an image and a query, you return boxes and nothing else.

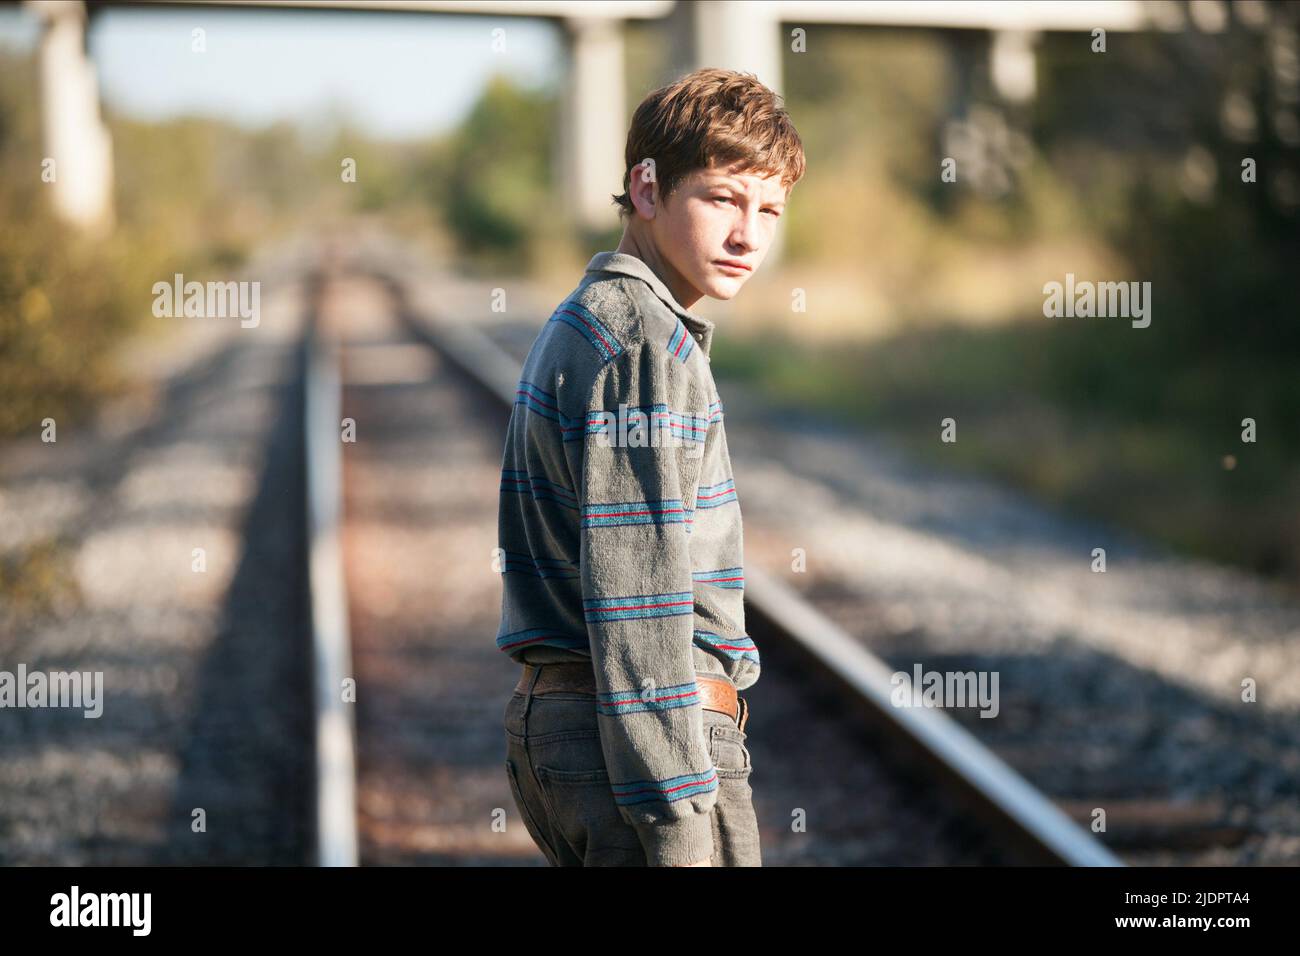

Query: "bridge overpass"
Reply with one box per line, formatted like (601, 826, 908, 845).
(22, 0, 1188, 235)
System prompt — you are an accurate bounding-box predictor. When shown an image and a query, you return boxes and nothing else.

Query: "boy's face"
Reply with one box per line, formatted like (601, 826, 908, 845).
(640, 159, 788, 307)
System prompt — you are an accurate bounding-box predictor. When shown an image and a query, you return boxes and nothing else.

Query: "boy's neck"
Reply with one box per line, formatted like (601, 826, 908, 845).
(615, 226, 703, 311)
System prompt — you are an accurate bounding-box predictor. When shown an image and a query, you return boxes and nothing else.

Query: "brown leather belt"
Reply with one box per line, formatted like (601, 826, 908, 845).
(515, 661, 748, 732)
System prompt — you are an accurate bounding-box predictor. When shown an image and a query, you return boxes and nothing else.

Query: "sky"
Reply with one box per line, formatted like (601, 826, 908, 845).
(0, 4, 562, 141)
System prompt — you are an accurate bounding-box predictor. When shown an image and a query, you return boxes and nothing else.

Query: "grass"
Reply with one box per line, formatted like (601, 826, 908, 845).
(712, 319, 1299, 586)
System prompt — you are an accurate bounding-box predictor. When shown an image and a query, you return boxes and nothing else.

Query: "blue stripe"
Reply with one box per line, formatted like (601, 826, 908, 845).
(550, 300, 623, 363)
(693, 628, 761, 664)
(611, 769, 718, 806)
(666, 322, 695, 364)
(501, 469, 580, 510)
(692, 567, 745, 589)
(514, 380, 587, 438)
(500, 550, 579, 579)
(696, 478, 738, 509)
(583, 405, 708, 443)
(515, 379, 561, 422)
(581, 499, 689, 528)
(596, 681, 700, 716)
(584, 590, 694, 623)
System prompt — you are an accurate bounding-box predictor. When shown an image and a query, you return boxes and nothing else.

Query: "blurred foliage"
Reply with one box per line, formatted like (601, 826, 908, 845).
(0, 33, 564, 439)
(716, 321, 1297, 577)
(1033, 17, 1300, 376)
(3, 6, 1296, 583)
(0, 187, 160, 436)
(0, 49, 176, 437)
(435, 75, 558, 271)
(718, 11, 1300, 583)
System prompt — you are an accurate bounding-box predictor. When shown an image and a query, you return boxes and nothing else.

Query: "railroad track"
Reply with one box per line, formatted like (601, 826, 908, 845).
(299, 248, 1125, 866)
(0, 240, 320, 865)
(304, 265, 359, 868)
(3, 237, 1284, 866)
(405, 282, 1298, 868)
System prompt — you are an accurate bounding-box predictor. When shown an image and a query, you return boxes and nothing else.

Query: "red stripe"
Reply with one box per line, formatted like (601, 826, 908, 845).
(501, 634, 568, 650)
(617, 772, 718, 798)
(606, 689, 699, 707)
(517, 389, 560, 413)
(560, 307, 616, 355)
(587, 507, 683, 519)
(671, 327, 688, 359)
(697, 488, 736, 500)
(591, 599, 693, 614)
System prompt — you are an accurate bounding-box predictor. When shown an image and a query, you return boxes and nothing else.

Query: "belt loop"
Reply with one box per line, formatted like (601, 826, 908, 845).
(522, 663, 544, 726)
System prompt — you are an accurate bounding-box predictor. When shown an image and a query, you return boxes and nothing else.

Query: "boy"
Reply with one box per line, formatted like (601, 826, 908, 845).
(497, 67, 805, 866)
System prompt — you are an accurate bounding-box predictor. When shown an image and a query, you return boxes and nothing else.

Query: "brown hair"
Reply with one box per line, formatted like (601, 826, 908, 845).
(612, 68, 806, 219)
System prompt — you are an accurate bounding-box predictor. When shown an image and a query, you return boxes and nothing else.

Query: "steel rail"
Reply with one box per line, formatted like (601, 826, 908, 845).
(373, 265, 1124, 867)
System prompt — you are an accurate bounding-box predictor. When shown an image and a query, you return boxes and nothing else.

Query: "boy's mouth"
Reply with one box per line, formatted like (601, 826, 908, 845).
(714, 259, 752, 274)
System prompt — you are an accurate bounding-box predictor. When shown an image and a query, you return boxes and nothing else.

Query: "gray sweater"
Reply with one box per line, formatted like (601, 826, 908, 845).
(495, 251, 758, 866)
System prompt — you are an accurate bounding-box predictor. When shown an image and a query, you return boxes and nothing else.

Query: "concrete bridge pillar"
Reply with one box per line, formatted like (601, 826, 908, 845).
(559, 15, 626, 232)
(28, 0, 115, 236)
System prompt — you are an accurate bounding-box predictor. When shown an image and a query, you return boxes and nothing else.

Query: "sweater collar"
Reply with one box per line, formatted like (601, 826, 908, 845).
(585, 251, 715, 356)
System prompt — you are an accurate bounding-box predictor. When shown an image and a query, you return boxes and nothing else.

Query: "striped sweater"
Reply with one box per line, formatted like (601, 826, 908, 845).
(495, 250, 758, 866)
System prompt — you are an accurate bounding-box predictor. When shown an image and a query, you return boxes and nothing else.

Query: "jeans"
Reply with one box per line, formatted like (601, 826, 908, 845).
(503, 665, 762, 866)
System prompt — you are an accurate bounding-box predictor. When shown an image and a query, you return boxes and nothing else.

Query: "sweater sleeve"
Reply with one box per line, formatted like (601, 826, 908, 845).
(577, 335, 716, 867)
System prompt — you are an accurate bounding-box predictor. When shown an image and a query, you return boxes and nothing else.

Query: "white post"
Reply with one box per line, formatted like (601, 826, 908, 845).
(29, 0, 114, 236)
(990, 29, 1040, 103)
(560, 16, 626, 232)
(692, 0, 783, 96)
(691, 0, 789, 265)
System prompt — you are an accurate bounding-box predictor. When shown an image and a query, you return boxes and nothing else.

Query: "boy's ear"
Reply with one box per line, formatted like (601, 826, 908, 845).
(629, 159, 658, 219)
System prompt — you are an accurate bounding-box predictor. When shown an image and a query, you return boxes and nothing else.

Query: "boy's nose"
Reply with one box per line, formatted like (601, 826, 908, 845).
(729, 212, 764, 255)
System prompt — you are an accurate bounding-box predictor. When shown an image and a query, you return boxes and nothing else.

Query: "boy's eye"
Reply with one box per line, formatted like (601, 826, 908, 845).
(712, 194, 781, 217)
